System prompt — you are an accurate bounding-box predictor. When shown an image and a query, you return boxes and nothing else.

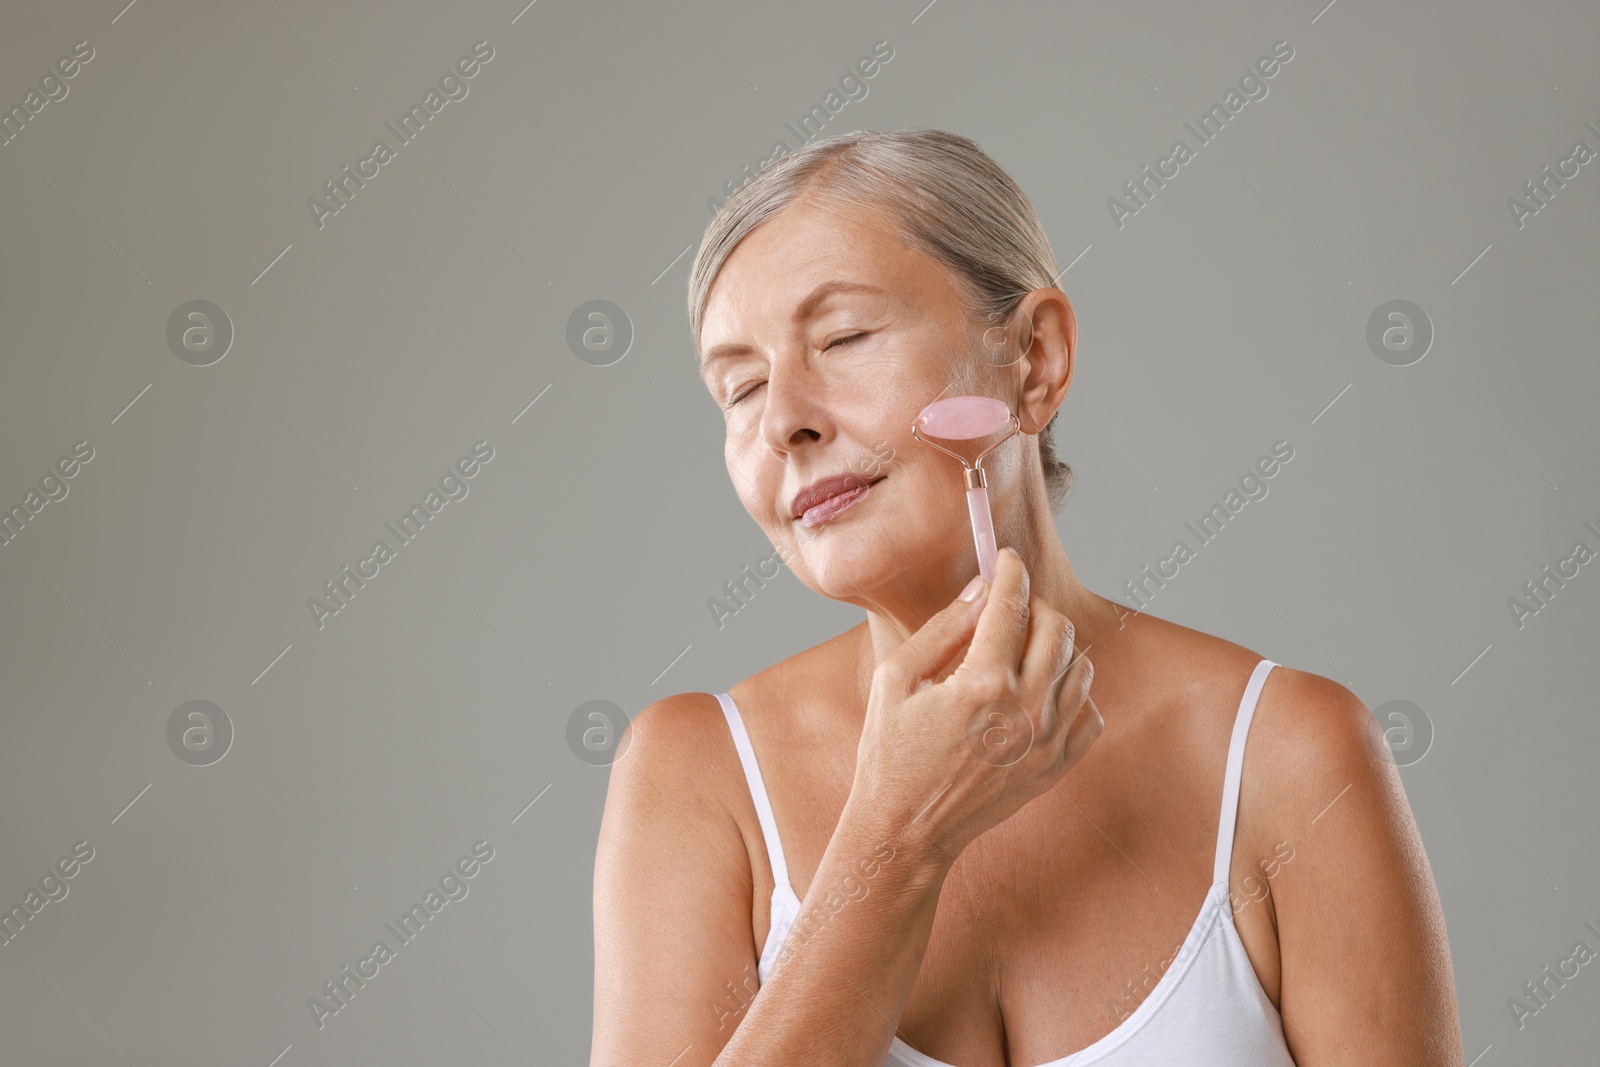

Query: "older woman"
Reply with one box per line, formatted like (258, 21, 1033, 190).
(592, 128, 1462, 1066)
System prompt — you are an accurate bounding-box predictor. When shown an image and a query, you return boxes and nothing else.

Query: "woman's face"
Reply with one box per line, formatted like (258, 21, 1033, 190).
(697, 198, 1022, 611)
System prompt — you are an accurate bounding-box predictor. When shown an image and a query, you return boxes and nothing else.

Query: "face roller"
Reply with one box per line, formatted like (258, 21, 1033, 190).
(912, 395, 1021, 588)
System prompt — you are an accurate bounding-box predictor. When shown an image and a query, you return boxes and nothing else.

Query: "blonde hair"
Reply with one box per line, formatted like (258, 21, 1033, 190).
(687, 126, 1075, 511)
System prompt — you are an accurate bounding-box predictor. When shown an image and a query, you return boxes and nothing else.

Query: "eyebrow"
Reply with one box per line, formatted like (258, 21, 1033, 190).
(698, 280, 888, 368)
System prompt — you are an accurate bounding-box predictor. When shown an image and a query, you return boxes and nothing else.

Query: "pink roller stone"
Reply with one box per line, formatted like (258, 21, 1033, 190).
(912, 394, 1018, 588)
(915, 395, 1012, 440)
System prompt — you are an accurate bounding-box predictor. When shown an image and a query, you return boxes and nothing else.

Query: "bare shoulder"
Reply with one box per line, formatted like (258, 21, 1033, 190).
(1246, 664, 1398, 828)
(1173, 623, 1399, 841)
(617, 689, 727, 760)
(603, 690, 742, 826)
(1119, 610, 1397, 847)
(594, 689, 756, 917)
(1125, 610, 1388, 791)
(604, 625, 861, 842)
(1222, 671, 1459, 1059)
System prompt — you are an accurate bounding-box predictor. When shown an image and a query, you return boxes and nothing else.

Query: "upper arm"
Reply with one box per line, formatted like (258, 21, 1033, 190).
(1256, 669, 1464, 1066)
(591, 693, 762, 1067)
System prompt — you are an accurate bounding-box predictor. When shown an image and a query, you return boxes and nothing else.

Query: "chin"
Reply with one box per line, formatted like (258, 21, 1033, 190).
(792, 543, 896, 602)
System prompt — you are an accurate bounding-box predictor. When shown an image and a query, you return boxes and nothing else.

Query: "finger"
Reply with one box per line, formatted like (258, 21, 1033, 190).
(1059, 696, 1104, 771)
(1043, 639, 1094, 739)
(879, 574, 991, 699)
(1016, 600, 1075, 732)
(963, 546, 1032, 683)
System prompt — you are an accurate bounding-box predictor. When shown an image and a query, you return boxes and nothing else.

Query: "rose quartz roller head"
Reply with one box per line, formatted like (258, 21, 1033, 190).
(912, 395, 1021, 587)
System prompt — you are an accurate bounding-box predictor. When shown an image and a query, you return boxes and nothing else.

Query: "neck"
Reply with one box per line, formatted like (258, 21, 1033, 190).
(853, 524, 1122, 703)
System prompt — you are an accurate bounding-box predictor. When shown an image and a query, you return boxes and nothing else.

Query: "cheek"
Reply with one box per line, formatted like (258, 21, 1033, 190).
(728, 458, 799, 542)
(902, 446, 969, 504)
(880, 459, 970, 549)
(724, 439, 768, 493)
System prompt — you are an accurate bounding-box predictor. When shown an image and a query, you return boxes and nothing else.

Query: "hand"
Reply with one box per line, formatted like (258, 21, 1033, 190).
(851, 547, 1102, 863)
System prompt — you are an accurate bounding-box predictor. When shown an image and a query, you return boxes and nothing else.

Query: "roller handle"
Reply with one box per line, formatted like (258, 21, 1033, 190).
(966, 485, 999, 587)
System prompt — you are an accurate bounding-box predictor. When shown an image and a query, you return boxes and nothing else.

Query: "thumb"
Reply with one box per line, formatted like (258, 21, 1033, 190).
(881, 575, 990, 699)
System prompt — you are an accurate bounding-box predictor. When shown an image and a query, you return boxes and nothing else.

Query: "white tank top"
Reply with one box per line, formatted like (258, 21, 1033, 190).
(715, 657, 1297, 1066)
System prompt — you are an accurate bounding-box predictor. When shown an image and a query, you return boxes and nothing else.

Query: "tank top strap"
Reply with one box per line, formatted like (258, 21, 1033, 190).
(714, 692, 794, 896)
(1212, 659, 1277, 886)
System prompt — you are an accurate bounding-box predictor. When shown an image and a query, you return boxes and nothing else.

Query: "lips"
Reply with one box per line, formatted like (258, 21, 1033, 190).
(792, 473, 884, 520)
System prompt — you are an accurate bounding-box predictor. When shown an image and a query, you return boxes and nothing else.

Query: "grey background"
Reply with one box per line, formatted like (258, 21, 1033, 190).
(0, 0, 1596, 1063)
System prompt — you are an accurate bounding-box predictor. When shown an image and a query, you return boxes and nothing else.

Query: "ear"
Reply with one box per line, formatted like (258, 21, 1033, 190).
(1015, 288, 1075, 436)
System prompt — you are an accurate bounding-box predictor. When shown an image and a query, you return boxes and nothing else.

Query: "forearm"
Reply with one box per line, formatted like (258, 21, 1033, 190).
(713, 794, 952, 1066)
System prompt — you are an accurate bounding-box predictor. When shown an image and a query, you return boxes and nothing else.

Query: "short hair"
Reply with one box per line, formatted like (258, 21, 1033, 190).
(687, 126, 1074, 511)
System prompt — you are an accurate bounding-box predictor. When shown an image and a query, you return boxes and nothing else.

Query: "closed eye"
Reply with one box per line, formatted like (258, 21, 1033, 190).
(724, 382, 760, 409)
(721, 374, 761, 408)
(723, 333, 869, 408)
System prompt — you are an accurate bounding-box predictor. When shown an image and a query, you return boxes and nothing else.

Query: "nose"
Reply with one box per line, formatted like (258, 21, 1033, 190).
(758, 359, 830, 458)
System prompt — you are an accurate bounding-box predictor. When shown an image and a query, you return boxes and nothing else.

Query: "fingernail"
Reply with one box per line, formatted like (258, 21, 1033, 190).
(1002, 546, 1021, 562)
(959, 575, 987, 602)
